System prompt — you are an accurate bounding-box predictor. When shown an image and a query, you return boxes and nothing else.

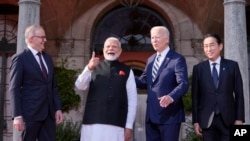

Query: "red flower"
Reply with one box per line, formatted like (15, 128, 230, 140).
(119, 70, 125, 76)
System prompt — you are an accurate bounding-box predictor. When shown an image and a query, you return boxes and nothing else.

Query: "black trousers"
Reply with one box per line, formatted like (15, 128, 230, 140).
(202, 114, 230, 141)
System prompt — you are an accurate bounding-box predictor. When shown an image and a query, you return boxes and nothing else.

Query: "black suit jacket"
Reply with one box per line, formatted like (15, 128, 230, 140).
(192, 58, 245, 128)
(9, 48, 62, 121)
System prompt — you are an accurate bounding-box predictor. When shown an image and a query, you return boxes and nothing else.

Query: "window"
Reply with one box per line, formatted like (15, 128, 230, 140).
(93, 6, 173, 54)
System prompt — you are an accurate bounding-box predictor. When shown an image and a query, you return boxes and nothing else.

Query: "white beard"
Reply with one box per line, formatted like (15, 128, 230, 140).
(104, 52, 121, 61)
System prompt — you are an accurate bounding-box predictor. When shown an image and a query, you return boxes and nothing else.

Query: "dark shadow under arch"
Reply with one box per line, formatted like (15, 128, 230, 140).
(92, 6, 174, 55)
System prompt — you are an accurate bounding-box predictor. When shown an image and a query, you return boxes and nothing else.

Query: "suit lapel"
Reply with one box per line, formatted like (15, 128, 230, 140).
(149, 54, 156, 83)
(26, 49, 48, 81)
(26, 49, 42, 73)
(218, 59, 227, 88)
(42, 53, 51, 80)
(153, 50, 172, 82)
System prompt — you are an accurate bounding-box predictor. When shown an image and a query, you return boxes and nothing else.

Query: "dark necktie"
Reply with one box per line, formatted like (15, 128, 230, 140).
(212, 62, 220, 114)
(37, 52, 48, 79)
(152, 54, 161, 81)
(212, 63, 218, 87)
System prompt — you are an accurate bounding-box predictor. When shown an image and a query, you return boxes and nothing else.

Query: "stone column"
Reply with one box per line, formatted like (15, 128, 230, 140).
(17, 0, 41, 53)
(224, 0, 249, 124)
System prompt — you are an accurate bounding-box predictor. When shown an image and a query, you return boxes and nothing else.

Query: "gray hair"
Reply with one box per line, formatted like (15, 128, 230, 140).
(104, 37, 121, 48)
(150, 26, 170, 37)
(25, 24, 44, 39)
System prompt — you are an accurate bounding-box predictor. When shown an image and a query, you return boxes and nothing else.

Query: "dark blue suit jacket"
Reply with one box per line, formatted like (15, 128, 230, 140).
(192, 58, 245, 128)
(9, 48, 62, 122)
(136, 49, 189, 124)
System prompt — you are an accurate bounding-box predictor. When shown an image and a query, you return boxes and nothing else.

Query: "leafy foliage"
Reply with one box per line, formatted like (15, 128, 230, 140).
(183, 76, 193, 114)
(185, 127, 203, 141)
(183, 119, 203, 141)
(56, 119, 81, 141)
(182, 76, 202, 141)
(55, 59, 81, 112)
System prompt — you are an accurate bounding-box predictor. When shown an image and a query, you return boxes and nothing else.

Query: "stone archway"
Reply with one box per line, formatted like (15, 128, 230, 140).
(60, 1, 204, 140)
(62, 0, 202, 74)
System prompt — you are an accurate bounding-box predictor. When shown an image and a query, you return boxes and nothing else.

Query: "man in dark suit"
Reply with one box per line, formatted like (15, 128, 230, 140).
(192, 33, 245, 141)
(9, 24, 63, 141)
(136, 26, 189, 141)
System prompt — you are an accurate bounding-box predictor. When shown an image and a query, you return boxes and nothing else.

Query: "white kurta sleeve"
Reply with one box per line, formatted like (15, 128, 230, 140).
(125, 69, 138, 129)
(75, 66, 92, 90)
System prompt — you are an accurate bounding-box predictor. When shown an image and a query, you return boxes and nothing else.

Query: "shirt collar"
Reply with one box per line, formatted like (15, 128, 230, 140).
(28, 46, 40, 56)
(209, 56, 221, 65)
(157, 46, 170, 57)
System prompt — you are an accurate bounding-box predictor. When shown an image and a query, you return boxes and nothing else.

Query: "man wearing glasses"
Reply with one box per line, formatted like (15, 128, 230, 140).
(9, 24, 63, 141)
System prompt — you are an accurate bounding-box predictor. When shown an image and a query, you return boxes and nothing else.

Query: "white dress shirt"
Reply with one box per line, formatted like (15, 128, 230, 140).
(155, 46, 170, 68)
(209, 56, 221, 76)
(28, 46, 48, 72)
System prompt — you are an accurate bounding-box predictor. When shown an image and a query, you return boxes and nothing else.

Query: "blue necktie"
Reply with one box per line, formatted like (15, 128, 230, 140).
(152, 54, 161, 81)
(212, 63, 218, 87)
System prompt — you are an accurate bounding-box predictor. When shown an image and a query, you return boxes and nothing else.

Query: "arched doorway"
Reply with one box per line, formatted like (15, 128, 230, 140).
(92, 6, 173, 78)
(0, 4, 18, 141)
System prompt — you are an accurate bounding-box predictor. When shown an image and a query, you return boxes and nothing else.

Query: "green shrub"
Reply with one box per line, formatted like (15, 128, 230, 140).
(185, 125, 202, 141)
(183, 76, 192, 114)
(56, 120, 81, 141)
(55, 59, 81, 112)
(185, 129, 203, 141)
(182, 75, 202, 141)
(182, 118, 202, 141)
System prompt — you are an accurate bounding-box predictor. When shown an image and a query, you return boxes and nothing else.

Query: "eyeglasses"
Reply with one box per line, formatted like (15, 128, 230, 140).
(33, 36, 47, 40)
(203, 43, 216, 49)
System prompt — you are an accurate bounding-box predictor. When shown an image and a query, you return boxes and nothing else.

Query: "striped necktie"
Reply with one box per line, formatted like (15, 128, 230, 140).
(152, 54, 161, 81)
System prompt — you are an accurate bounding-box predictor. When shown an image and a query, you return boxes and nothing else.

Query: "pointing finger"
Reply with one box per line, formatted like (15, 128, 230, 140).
(92, 51, 95, 59)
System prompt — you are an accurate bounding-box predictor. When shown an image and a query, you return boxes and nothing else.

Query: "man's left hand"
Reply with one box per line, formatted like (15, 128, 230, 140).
(55, 110, 63, 124)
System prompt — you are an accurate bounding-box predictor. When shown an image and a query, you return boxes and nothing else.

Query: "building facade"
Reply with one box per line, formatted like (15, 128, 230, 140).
(0, 0, 250, 140)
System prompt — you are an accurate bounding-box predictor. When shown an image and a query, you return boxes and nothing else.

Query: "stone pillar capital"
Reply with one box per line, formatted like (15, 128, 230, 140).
(19, 0, 41, 4)
(224, 0, 246, 4)
(16, 0, 41, 53)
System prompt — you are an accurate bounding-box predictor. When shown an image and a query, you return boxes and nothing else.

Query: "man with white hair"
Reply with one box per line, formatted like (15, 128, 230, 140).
(136, 26, 189, 141)
(9, 24, 63, 141)
(75, 37, 137, 141)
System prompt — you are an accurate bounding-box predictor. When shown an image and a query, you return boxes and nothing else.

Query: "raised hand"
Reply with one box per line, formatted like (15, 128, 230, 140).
(87, 51, 100, 71)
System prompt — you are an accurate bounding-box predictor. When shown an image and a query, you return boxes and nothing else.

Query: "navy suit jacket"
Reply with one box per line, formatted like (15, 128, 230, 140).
(136, 49, 189, 124)
(192, 58, 245, 128)
(9, 48, 62, 122)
